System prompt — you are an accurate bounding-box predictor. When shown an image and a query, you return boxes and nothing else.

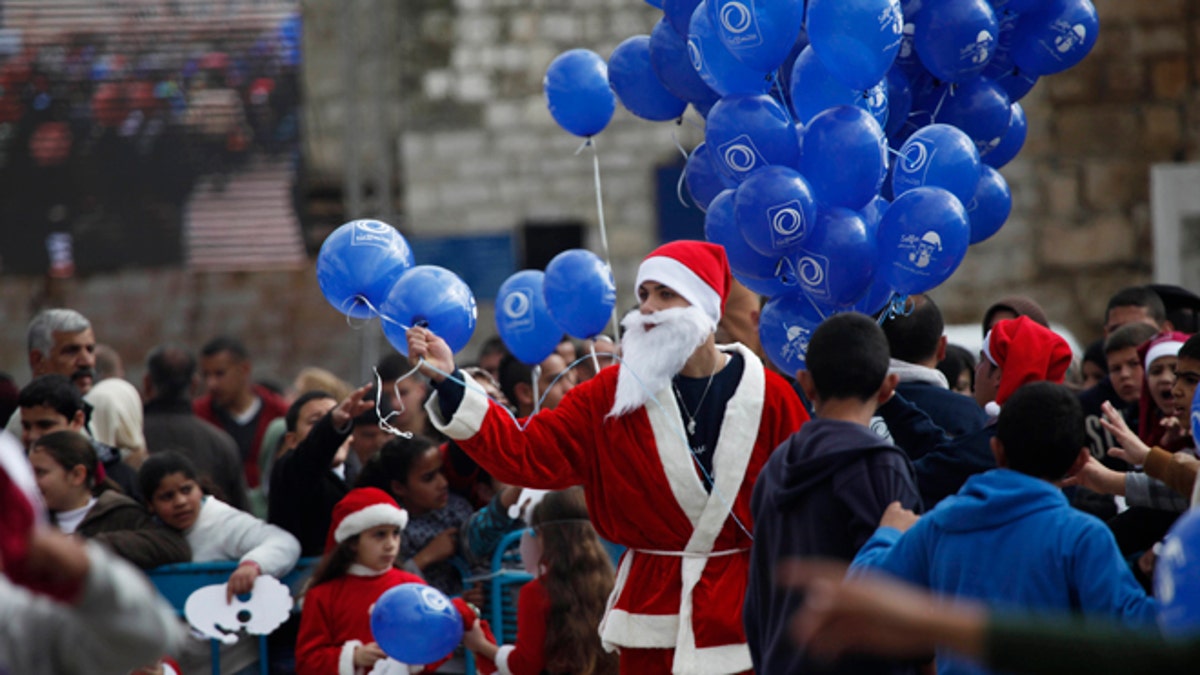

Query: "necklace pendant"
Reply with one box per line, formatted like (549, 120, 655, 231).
(687, 419, 696, 435)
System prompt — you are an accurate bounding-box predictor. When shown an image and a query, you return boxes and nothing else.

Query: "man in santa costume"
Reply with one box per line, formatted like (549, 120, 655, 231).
(407, 240, 809, 675)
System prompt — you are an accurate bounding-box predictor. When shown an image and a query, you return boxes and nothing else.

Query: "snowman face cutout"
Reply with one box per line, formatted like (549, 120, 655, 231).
(184, 575, 293, 644)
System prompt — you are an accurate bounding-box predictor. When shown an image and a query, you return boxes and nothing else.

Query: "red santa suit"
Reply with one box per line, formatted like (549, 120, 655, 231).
(427, 341, 808, 674)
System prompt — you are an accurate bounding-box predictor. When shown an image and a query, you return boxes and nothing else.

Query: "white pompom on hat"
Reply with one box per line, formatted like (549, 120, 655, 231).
(325, 487, 408, 552)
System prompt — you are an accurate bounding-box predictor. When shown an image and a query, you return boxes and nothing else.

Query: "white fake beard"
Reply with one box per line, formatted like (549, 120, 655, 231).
(609, 305, 714, 418)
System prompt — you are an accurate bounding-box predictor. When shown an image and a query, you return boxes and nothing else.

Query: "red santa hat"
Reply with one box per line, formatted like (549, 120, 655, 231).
(325, 487, 409, 553)
(981, 316, 1072, 406)
(635, 240, 731, 329)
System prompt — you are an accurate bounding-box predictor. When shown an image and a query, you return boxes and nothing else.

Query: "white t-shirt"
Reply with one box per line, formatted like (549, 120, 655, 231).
(55, 498, 97, 534)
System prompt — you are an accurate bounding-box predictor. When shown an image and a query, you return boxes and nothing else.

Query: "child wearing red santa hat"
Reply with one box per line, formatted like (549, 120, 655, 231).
(975, 316, 1074, 418)
(295, 487, 496, 675)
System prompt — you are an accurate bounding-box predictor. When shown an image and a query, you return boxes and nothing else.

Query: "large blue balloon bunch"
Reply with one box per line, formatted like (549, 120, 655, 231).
(543, 0, 1099, 375)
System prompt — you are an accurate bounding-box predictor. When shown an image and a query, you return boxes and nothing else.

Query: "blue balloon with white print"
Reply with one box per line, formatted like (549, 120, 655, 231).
(734, 165, 818, 257)
(543, 249, 617, 339)
(806, 0, 905, 91)
(317, 219, 415, 319)
(798, 105, 888, 211)
(760, 290, 826, 374)
(1155, 507, 1200, 637)
(912, 0, 999, 83)
(891, 123, 981, 206)
(380, 266, 477, 355)
(688, 2, 773, 97)
(876, 186, 970, 295)
(785, 207, 877, 308)
(704, 94, 800, 182)
(496, 271, 562, 366)
(708, 0, 805, 73)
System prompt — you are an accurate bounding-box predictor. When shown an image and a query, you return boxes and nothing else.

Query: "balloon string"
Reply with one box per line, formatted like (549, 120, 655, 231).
(586, 138, 621, 344)
(372, 366, 414, 439)
(800, 291, 830, 322)
(418, 351, 755, 543)
(589, 342, 601, 376)
(931, 84, 954, 123)
(531, 364, 542, 416)
(876, 294, 913, 325)
(672, 128, 691, 209)
(339, 294, 412, 334)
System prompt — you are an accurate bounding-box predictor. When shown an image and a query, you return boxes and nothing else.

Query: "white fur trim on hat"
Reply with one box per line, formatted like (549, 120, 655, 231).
(334, 503, 409, 544)
(1145, 340, 1184, 373)
(636, 256, 721, 329)
(981, 329, 998, 367)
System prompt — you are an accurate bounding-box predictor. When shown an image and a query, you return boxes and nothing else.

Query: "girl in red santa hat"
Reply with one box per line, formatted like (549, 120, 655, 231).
(463, 486, 618, 675)
(295, 487, 495, 675)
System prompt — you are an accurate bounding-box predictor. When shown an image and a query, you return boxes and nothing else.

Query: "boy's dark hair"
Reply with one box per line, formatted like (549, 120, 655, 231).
(352, 387, 392, 427)
(375, 353, 410, 382)
(498, 353, 533, 406)
(200, 335, 249, 361)
(808, 312, 890, 402)
(1106, 286, 1166, 325)
(285, 390, 334, 432)
(937, 343, 976, 390)
(1180, 334, 1200, 363)
(1103, 322, 1158, 355)
(146, 345, 196, 401)
(1082, 338, 1107, 371)
(137, 450, 201, 501)
(997, 382, 1085, 480)
(881, 294, 943, 364)
(18, 374, 84, 419)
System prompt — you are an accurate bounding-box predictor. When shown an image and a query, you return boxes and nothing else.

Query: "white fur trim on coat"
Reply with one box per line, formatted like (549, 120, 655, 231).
(426, 382, 490, 440)
(494, 645, 516, 675)
(339, 639, 362, 675)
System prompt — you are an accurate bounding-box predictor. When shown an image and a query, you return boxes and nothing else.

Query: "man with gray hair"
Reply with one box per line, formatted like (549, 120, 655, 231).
(26, 309, 97, 395)
(6, 309, 97, 436)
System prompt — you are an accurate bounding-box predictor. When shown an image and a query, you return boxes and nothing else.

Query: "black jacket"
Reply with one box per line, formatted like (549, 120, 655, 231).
(746, 418, 921, 675)
(268, 412, 359, 557)
(895, 381, 987, 439)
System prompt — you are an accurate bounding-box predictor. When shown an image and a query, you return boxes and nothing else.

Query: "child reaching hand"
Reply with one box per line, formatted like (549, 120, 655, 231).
(463, 486, 618, 675)
(296, 487, 496, 675)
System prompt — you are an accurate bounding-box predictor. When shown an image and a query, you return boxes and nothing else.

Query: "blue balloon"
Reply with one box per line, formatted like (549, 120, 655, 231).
(704, 94, 800, 181)
(496, 271, 563, 366)
(992, 66, 1038, 102)
(645, 0, 665, 7)
(933, 76, 1012, 156)
(903, 70, 946, 131)
(807, 0, 905, 91)
(966, 166, 1011, 244)
(708, 0, 805, 73)
(666, 0, 704, 36)
(892, 123, 982, 205)
(787, 207, 877, 308)
(736, 271, 797, 298)
(1010, 0, 1099, 77)
(893, 4, 924, 80)
(852, 276, 897, 316)
(734, 166, 818, 256)
(685, 143, 737, 211)
(884, 67, 913, 137)
(860, 194, 891, 229)
(371, 584, 463, 664)
(544, 249, 617, 339)
(705, 189, 787, 281)
(317, 219, 415, 319)
(688, 2, 772, 97)
(789, 45, 889, 127)
(759, 291, 826, 374)
(989, 0, 1043, 11)
(1155, 507, 1200, 637)
(799, 106, 888, 211)
(876, 186, 971, 295)
(650, 18, 721, 106)
(380, 266, 478, 355)
(983, 102, 1026, 168)
(544, 49, 616, 137)
(913, 0, 999, 83)
(610, 36, 688, 122)
(981, 7, 1020, 81)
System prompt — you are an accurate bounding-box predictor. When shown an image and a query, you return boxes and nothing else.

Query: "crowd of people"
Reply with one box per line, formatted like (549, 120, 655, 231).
(0, 11, 301, 274)
(2, 239, 1200, 674)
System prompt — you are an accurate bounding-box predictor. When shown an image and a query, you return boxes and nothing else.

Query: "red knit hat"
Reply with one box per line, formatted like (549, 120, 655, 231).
(982, 316, 1072, 405)
(635, 240, 731, 329)
(325, 487, 409, 553)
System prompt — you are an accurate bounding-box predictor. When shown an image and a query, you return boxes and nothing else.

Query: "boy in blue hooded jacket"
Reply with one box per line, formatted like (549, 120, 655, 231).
(745, 312, 922, 674)
(851, 380, 1156, 675)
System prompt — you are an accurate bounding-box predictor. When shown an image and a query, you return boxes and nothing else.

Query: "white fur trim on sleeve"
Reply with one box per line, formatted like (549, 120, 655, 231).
(426, 384, 490, 440)
(495, 645, 517, 675)
(334, 503, 410, 544)
(340, 639, 363, 675)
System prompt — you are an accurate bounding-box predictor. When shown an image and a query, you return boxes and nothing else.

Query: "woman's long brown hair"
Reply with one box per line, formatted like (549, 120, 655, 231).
(531, 487, 618, 675)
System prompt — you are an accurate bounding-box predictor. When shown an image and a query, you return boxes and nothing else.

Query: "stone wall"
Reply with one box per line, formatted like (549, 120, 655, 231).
(3, 0, 1198, 386)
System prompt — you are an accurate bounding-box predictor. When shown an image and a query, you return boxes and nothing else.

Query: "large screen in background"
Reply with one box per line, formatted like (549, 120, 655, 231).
(0, 1, 304, 276)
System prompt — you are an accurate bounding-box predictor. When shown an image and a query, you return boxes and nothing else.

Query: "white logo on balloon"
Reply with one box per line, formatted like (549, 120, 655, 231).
(720, 135, 762, 175)
(687, 38, 704, 71)
(902, 141, 929, 173)
(796, 256, 825, 287)
(908, 231, 942, 269)
(960, 30, 995, 65)
(503, 290, 530, 319)
(719, 3, 752, 33)
(781, 323, 812, 364)
(1054, 22, 1087, 54)
(421, 586, 451, 611)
